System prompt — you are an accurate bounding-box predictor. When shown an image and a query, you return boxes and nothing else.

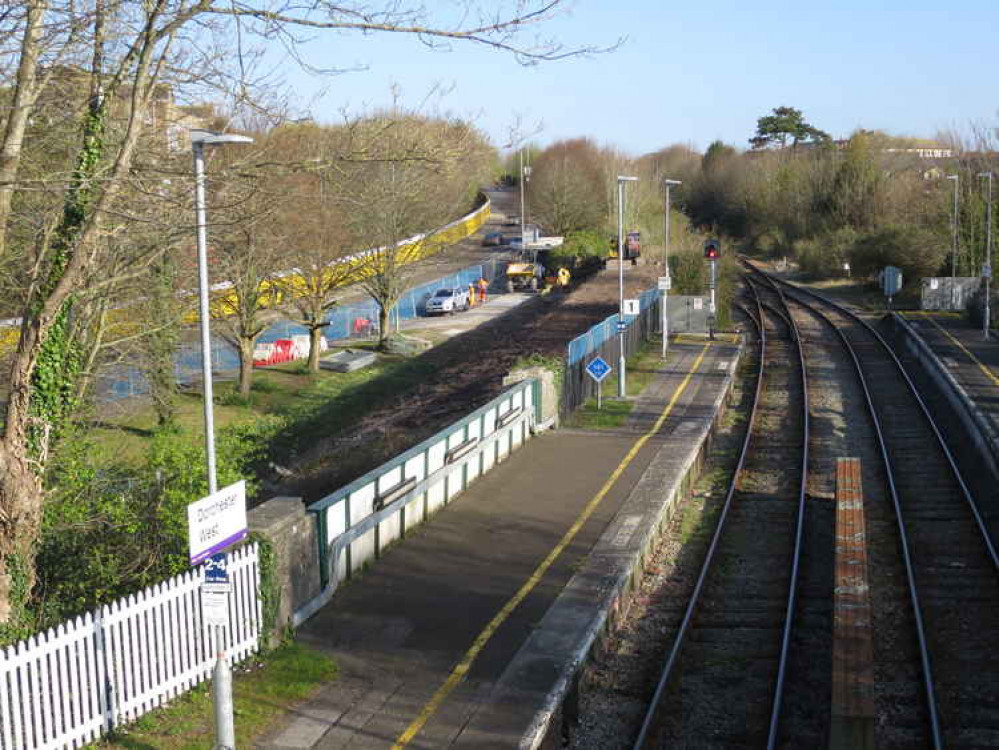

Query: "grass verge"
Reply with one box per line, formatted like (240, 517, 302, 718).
(92, 640, 337, 749)
(89, 351, 432, 470)
(566, 337, 666, 430)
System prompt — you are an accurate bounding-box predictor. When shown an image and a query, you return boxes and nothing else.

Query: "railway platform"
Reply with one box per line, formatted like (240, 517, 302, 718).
(255, 337, 740, 749)
(895, 311, 999, 469)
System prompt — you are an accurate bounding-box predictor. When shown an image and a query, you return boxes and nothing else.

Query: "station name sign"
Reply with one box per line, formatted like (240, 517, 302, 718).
(187, 480, 247, 565)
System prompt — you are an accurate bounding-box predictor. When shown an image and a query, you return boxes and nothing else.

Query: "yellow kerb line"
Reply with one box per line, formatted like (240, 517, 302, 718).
(392, 342, 712, 749)
(918, 315, 999, 388)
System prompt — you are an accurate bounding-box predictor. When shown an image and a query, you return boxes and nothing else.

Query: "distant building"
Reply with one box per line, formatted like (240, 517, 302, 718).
(34, 65, 216, 152)
(884, 147, 954, 159)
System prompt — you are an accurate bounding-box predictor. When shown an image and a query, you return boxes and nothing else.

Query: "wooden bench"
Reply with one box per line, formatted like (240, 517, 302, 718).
(830, 457, 876, 750)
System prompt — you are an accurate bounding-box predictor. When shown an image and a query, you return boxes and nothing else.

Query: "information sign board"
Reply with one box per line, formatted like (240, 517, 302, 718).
(586, 356, 612, 383)
(882, 265, 903, 297)
(200, 587, 229, 627)
(188, 480, 247, 565)
(624, 298, 640, 316)
(658, 276, 671, 291)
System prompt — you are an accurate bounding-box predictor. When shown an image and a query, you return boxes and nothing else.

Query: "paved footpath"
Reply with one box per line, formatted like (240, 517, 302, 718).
(256, 338, 738, 750)
(901, 312, 999, 436)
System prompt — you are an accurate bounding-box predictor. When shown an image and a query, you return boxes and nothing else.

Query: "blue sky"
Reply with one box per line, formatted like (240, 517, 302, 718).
(278, 0, 998, 155)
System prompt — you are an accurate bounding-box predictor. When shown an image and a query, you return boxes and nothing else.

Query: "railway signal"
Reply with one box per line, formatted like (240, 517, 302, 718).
(704, 239, 721, 339)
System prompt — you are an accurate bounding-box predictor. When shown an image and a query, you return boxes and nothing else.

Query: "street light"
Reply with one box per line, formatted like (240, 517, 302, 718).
(980, 171, 994, 339)
(946, 175, 959, 309)
(617, 175, 638, 397)
(190, 128, 253, 750)
(519, 150, 532, 243)
(662, 178, 682, 359)
(191, 129, 253, 495)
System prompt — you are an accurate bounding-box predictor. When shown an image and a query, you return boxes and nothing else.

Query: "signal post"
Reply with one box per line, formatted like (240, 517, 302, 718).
(704, 239, 721, 340)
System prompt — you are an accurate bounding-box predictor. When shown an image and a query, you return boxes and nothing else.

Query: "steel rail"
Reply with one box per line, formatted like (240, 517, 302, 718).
(751, 276, 811, 750)
(744, 261, 944, 749)
(761, 266, 999, 573)
(632, 278, 809, 748)
(630, 291, 766, 749)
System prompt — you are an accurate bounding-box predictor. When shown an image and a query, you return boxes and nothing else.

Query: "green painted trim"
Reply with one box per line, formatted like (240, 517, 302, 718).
(307, 379, 534, 514)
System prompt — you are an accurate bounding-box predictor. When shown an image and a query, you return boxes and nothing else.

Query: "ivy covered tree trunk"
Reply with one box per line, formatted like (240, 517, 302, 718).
(0, 404, 44, 630)
(146, 257, 180, 429)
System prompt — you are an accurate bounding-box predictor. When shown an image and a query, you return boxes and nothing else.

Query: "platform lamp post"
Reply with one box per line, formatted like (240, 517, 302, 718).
(947, 174, 959, 310)
(190, 128, 253, 750)
(662, 178, 682, 359)
(617, 175, 638, 397)
(519, 150, 532, 244)
(980, 171, 994, 339)
(191, 129, 254, 494)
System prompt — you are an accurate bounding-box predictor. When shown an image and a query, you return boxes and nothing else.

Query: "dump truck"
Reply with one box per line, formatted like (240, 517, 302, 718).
(505, 249, 544, 292)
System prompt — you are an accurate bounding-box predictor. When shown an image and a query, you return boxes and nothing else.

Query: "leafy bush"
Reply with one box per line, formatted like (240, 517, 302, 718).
(33, 416, 282, 627)
(796, 226, 859, 279)
(848, 225, 947, 284)
(560, 230, 608, 259)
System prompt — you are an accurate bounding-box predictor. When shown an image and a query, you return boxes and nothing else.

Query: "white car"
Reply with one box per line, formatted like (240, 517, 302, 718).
(425, 287, 470, 315)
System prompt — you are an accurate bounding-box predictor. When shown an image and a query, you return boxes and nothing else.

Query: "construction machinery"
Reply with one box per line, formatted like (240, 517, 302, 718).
(506, 249, 544, 292)
(505, 248, 572, 293)
(608, 231, 641, 265)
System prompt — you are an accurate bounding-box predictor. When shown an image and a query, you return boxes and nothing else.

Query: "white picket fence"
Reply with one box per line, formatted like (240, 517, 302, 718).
(0, 543, 261, 750)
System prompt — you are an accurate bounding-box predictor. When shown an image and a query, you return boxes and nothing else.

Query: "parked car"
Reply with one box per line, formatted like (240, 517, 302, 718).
(425, 287, 470, 315)
(506, 235, 524, 250)
(482, 231, 504, 247)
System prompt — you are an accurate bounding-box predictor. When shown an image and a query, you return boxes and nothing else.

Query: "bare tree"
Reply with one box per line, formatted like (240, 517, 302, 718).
(209, 144, 289, 398)
(331, 113, 493, 348)
(527, 138, 607, 235)
(0, 0, 601, 624)
(266, 123, 358, 371)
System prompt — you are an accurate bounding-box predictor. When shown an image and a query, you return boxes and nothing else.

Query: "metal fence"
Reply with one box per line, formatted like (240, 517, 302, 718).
(921, 277, 979, 311)
(0, 544, 260, 750)
(96, 257, 506, 401)
(563, 288, 659, 415)
(562, 292, 712, 415)
(307, 379, 538, 593)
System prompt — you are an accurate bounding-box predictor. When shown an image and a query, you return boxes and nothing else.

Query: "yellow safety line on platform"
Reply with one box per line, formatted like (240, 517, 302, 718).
(918, 314, 999, 388)
(392, 342, 713, 749)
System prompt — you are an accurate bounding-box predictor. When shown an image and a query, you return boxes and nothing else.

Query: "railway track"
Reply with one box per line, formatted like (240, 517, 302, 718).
(632, 278, 810, 748)
(762, 269, 999, 748)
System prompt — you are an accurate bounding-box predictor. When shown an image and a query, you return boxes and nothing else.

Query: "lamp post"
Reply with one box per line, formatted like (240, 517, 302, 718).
(981, 172, 994, 339)
(662, 178, 682, 359)
(191, 129, 254, 494)
(946, 174, 959, 309)
(617, 175, 638, 397)
(519, 149, 531, 245)
(190, 128, 253, 750)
